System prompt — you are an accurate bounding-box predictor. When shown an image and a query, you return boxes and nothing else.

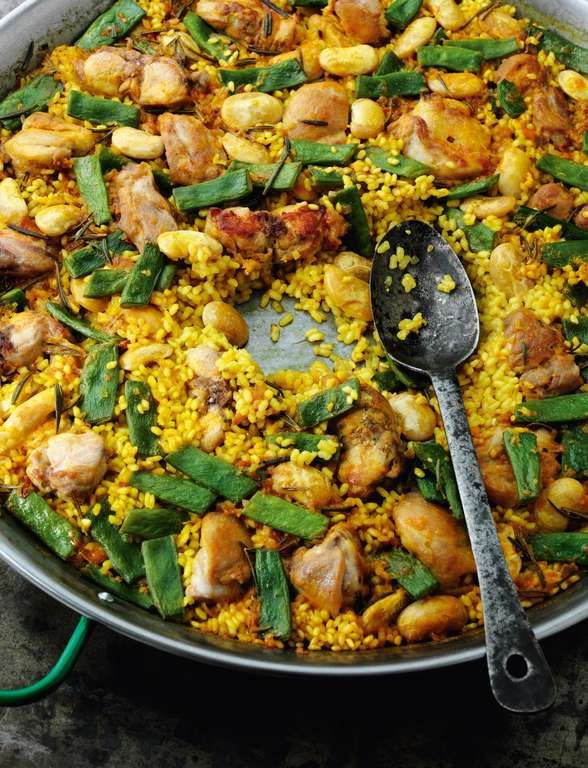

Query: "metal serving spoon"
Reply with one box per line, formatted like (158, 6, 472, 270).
(370, 220, 556, 713)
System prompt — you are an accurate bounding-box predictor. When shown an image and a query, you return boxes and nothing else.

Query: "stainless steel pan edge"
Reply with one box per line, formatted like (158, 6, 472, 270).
(0, 0, 587, 675)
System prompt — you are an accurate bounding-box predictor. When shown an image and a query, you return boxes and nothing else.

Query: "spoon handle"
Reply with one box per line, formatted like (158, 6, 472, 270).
(430, 370, 556, 713)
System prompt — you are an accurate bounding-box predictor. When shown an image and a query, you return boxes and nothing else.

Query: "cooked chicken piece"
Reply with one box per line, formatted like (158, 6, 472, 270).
(390, 96, 491, 180)
(336, 384, 403, 498)
(495, 53, 546, 93)
(283, 81, 349, 144)
(135, 57, 190, 108)
(529, 182, 575, 220)
(78, 47, 142, 97)
(4, 113, 97, 173)
(333, 0, 389, 45)
(0, 229, 54, 275)
(0, 311, 65, 373)
(27, 431, 107, 497)
(268, 461, 333, 511)
(112, 163, 177, 252)
(397, 595, 467, 642)
(392, 493, 475, 588)
(519, 352, 582, 398)
(188, 511, 251, 601)
(195, 0, 297, 52)
(186, 345, 231, 451)
(479, 9, 525, 39)
(574, 204, 588, 229)
(158, 113, 224, 186)
(531, 86, 570, 147)
(289, 523, 364, 616)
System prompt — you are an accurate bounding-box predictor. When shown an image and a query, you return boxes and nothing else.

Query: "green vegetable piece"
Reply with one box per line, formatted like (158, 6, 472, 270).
(167, 445, 257, 502)
(529, 532, 588, 566)
(536, 154, 588, 192)
(385, 549, 438, 599)
(376, 50, 404, 75)
(219, 58, 307, 93)
(46, 301, 117, 342)
(153, 169, 174, 197)
(7, 490, 81, 561)
(124, 379, 160, 457)
(290, 0, 327, 5)
(372, 369, 401, 393)
(541, 240, 588, 268)
(417, 45, 483, 72)
(308, 167, 344, 189)
(514, 393, 588, 423)
(561, 424, 588, 477)
(513, 206, 588, 240)
(416, 474, 445, 504)
(255, 549, 292, 639)
(296, 377, 360, 428)
(91, 504, 145, 583)
(384, 0, 422, 29)
(267, 432, 340, 459)
(0, 287, 27, 310)
(84, 268, 128, 298)
(67, 90, 140, 127)
(73, 155, 112, 225)
(365, 146, 431, 179)
(173, 169, 252, 211)
(245, 492, 328, 539)
(564, 317, 588, 345)
(445, 174, 500, 200)
(411, 440, 463, 519)
(290, 139, 357, 166)
(446, 208, 495, 252)
(80, 342, 119, 425)
(331, 186, 372, 256)
(142, 535, 185, 618)
(567, 281, 588, 308)
(82, 565, 153, 609)
(64, 230, 132, 278)
(130, 471, 216, 515)
(228, 160, 302, 190)
(120, 242, 164, 307)
(536, 27, 588, 74)
(445, 38, 519, 59)
(184, 11, 234, 61)
(155, 262, 176, 291)
(497, 79, 526, 117)
(503, 430, 541, 502)
(76, 0, 145, 49)
(121, 508, 187, 539)
(355, 71, 425, 99)
(584, 131, 588, 153)
(98, 148, 129, 173)
(0, 74, 62, 131)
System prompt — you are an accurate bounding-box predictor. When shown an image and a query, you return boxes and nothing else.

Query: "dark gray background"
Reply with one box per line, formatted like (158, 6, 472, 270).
(0, 0, 587, 765)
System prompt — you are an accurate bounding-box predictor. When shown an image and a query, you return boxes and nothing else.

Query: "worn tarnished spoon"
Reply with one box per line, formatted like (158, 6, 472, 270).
(370, 219, 556, 713)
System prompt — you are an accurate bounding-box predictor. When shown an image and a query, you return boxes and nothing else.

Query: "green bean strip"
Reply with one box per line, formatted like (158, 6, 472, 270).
(445, 174, 499, 200)
(514, 393, 588, 423)
(46, 301, 117, 342)
(290, 139, 357, 166)
(219, 58, 307, 93)
(376, 50, 404, 75)
(142, 535, 185, 618)
(536, 154, 588, 192)
(384, 0, 422, 29)
(541, 240, 588, 268)
(167, 446, 257, 502)
(529, 532, 588, 566)
(446, 208, 496, 252)
(332, 186, 373, 257)
(153, 169, 174, 197)
(130, 471, 216, 514)
(84, 269, 129, 298)
(120, 242, 164, 307)
(503, 430, 541, 502)
(385, 549, 438, 599)
(155, 262, 176, 291)
(290, 0, 327, 6)
(7, 490, 81, 561)
(245, 492, 328, 539)
(73, 155, 112, 226)
(564, 317, 588, 345)
(184, 11, 235, 62)
(0, 287, 27, 310)
(124, 379, 160, 457)
(561, 424, 588, 477)
(98, 148, 129, 173)
(76, 0, 145, 49)
(365, 146, 431, 179)
(296, 377, 360, 428)
(228, 160, 302, 191)
(356, 71, 425, 99)
(67, 90, 140, 127)
(411, 440, 463, 519)
(497, 80, 526, 117)
(255, 549, 291, 639)
(513, 206, 588, 240)
(121, 508, 187, 540)
(267, 432, 340, 459)
(64, 231, 132, 278)
(445, 38, 519, 59)
(80, 342, 120, 425)
(418, 45, 483, 72)
(173, 169, 252, 212)
(535, 27, 588, 74)
(90, 505, 145, 583)
(308, 167, 344, 189)
(0, 74, 62, 131)
(82, 565, 153, 609)
(372, 369, 401, 393)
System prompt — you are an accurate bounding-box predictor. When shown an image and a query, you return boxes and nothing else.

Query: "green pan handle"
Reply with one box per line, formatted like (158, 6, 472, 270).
(0, 616, 92, 706)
